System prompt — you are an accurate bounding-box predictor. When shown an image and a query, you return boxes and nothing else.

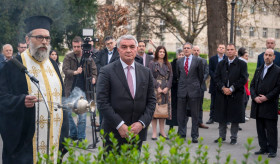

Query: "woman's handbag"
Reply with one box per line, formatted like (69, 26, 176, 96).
(153, 93, 169, 118)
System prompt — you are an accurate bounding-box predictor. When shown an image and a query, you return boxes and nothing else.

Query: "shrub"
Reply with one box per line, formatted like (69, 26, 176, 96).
(37, 129, 270, 164)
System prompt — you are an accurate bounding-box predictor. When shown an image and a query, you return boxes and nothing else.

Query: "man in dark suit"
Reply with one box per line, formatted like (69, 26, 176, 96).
(250, 49, 280, 158)
(16, 42, 27, 56)
(213, 44, 248, 145)
(95, 36, 119, 73)
(206, 44, 227, 124)
(136, 40, 153, 67)
(193, 46, 209, 129)
(257, 38, 280, 68)
(96, 35, 156, 151)
(95, 36, 119, 129)
(176, 43, 204, 143)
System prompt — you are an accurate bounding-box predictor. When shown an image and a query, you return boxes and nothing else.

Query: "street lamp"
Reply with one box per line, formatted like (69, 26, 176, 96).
(230, 0, 236, 44)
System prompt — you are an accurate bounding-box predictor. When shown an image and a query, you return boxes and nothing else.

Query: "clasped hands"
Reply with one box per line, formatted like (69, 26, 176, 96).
(118, 122, 143, 138)
(222, 87, 232, 95)
(158, 87, 169, 94)
(254, 94, 268, 103)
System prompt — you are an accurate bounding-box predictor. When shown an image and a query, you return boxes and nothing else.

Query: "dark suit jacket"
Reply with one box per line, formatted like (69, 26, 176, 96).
(95, 47, 119, 73)
(250, 64, 280, 120)
(177, 55, 204, 98)
(209, 54, 227, 93)
(200, 57, 209, 91)
(96, 59, 156, 141)
(257, 50, 280, 68)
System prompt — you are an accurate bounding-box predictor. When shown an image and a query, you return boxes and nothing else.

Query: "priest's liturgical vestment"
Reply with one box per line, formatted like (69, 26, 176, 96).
(0, 50, 68, 164)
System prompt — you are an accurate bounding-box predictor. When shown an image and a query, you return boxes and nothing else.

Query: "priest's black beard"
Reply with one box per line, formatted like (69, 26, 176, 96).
(29, 42, 51, 62)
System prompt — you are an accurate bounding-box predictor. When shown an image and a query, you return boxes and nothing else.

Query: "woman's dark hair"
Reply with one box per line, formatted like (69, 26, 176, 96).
(154, 46, 171, 70)
(49, 50, 60, 64)
(238, 47, 247, 57)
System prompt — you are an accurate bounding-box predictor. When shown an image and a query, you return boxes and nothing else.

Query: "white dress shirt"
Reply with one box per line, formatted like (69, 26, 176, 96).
(183, 54, 193, 70)
(116, 59, 138, 130)
(108, 50, 113, 64)
(263, 63, 273, 78)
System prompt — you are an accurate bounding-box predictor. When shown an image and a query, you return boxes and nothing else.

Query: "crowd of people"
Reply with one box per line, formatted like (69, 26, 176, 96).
(0, 15, 280, 163)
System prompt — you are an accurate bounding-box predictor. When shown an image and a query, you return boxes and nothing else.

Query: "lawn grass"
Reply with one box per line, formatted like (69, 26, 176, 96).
(247, 62, 257, 87)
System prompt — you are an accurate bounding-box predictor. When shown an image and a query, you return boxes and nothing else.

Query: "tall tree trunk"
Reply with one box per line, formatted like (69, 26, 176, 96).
(206, 0, 228, 59)
(136, 1, 144, 40)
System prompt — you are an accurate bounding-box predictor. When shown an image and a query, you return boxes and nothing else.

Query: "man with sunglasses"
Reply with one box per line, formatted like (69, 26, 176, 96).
(17, 42, 27, 56)
(0, 16, 68, 163)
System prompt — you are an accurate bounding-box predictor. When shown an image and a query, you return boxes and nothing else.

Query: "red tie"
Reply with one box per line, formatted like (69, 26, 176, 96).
(184, 57, 189, 76)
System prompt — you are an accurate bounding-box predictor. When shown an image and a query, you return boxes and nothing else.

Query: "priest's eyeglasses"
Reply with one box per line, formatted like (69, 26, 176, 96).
(30, 35, 51, 42)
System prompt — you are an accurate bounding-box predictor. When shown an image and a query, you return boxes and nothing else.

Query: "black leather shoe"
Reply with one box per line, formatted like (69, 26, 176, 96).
(70, 136, 78, 141)
(230, 139, 237, 145)
(192, 138, 198, 143)
(159, 133, 169, 140)
(214, 137, 225, 143)
(206, 119, 214, 124)
(151, 137, 157, 141)
(254, 149, 268, 155)
(268, 152, 276, 158)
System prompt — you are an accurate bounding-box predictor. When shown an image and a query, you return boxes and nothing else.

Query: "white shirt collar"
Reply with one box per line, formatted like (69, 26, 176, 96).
(264, 63, 273, 69)
(120, 58, 135, 69)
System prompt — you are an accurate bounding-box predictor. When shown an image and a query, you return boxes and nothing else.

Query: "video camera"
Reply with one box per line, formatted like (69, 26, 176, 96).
(82, 29, 99, 58)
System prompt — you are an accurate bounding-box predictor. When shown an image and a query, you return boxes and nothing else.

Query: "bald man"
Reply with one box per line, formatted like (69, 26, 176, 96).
(257, 38, 280, 68)
(193, 46, 209, 129)
(251, 49, 280, 158)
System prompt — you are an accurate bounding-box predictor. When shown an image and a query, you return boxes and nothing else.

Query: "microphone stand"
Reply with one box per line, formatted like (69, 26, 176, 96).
(31, 80, 51, 163)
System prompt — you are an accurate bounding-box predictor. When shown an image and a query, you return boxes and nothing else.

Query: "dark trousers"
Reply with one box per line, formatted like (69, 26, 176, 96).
(256, 117, 278, 153)
(209, 92, 216, 119)
(199, 92, 205, 124)
(218, 122, 239, 139)
(177, 97, 200, 139)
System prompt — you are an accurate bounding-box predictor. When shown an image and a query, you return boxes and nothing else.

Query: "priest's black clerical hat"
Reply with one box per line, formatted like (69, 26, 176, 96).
(24, 16, 53, 33)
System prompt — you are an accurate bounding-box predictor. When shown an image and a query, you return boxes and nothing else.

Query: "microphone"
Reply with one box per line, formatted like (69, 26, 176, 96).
(11, 58, 39, 83)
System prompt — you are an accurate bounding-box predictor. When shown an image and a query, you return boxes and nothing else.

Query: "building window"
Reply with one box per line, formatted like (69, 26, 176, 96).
(236, 26, 241, 36)
(250, 6, 255, 14)
(263, 28, 268, 38)
(249, 27, 254, 37)
(160, 19, 166, 33)
(276, 29, 280, 38)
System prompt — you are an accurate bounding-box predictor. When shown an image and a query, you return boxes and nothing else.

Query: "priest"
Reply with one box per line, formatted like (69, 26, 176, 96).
(0, 16, 68, 164)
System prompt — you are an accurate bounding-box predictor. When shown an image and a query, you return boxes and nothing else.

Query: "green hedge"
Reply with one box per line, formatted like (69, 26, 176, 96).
(38, 129, 270, 164)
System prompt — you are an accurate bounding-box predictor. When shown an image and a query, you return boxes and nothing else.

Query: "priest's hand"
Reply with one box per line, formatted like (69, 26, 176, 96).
(131, 122, 143, 135)
(25, 95, 38, 108)
(118, 124, 129, 138)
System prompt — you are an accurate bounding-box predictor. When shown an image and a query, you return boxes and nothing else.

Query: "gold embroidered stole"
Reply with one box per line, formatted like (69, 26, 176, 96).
(21, 50, 63, 163)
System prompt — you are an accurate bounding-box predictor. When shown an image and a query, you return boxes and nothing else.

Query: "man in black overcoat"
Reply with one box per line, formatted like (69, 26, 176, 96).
(250, 49, 280, 158)
(213, 44, 248, 145)
(206, 44, 227, 124)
